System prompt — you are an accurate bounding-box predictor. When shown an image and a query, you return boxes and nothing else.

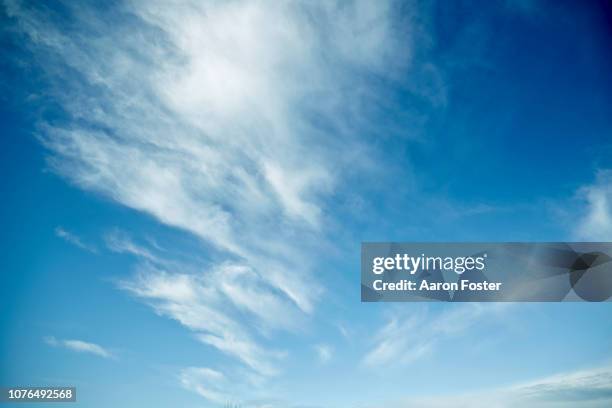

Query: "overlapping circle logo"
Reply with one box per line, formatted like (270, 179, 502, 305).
(569, 251, 612, 302)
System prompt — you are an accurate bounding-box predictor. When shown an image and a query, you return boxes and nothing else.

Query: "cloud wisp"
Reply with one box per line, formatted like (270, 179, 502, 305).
(376, 365, 612, 408)
(179, 367, 230, 404)
(110, 233, 298, 378)
(575, 170, 612, 241)
(44, 336, 114, 359)
(363, 304, 509, 367)
(55, 226, 97, 253)
(315, 344, 333, 364)
(121, 264, 291, 377)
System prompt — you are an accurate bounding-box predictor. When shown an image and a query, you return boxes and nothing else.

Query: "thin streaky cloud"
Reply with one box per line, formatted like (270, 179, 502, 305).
(179, 367, 228, 404)
(104, 230, 159, 263)
(380, 365, 612, 408)
(111, 231, 302, 378)
(363, 304, 510, 367)
(119, 262, 294, 377)
(55, 226, 97, 253)
(44, 336, 114, 359)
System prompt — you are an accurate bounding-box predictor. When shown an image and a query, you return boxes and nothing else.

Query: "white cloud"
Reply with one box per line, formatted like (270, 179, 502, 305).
(3, 0, 417, 322)
(55, 226, 97, 253)
(363, 304, 509, 367)
(362, 312, 429, 367)
(180, 366, 287, 407)
(180, 363, 612, 408)
(510, 365, 612, 405)
(314, 344, 333, 364)
(374, 365, 612, 408)
(105, 230, 158, 262)
(44, 336, 114, 359)
(119, 261, 296, 377)
(575, 170, 612, 241)
(107, 232, 300, 377)
(6, 0, 440, 402)
(180, 367, 229, 404)
(337, 323, 351, 340)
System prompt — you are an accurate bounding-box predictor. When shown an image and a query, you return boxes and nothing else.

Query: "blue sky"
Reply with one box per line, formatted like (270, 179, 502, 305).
(1, 0, 612, 407)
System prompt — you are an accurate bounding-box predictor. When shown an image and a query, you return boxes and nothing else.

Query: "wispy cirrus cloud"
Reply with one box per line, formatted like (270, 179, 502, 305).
(363, 304, 509, 367)
(114, 235, 299, 377)
(575, 170, 612, 241)
(55, 226, 97, 253)
(5, 0, 440, 402)
(103, 229, 308, 378)
(179, 366, 297, 408)
(179, 367, 230, 404)
(105, 229, 160, 263)
(314, 344, 333, 364)
(44, 336, 114, 359)
(375, 365, 612, 408)
(511, 365, 612, 405)
(3, 0, 432, 317)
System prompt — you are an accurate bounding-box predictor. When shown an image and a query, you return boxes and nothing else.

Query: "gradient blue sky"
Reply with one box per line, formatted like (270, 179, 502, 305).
(1, 1, 612, 407)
